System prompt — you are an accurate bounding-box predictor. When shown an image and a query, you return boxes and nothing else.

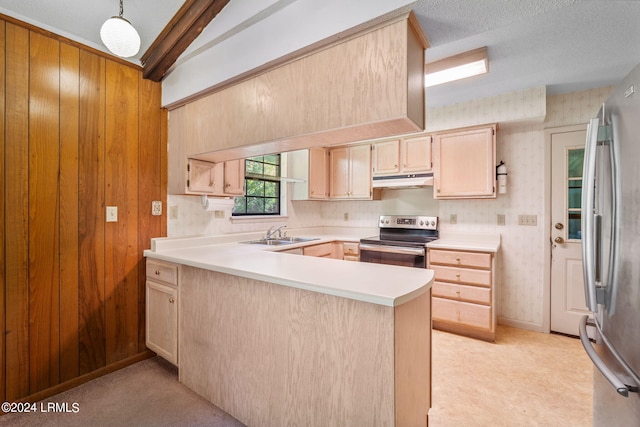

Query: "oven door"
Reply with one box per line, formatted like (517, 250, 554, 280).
(359, 244, 426, 268)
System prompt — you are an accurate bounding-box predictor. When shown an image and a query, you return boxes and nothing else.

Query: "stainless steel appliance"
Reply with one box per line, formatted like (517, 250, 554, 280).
(360, 215, 438, 268)
(581, 64, 640, 424)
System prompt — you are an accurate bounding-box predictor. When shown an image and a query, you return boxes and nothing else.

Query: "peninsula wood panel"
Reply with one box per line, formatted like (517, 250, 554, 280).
(180, 267, 396, 427)
(181, 13, 426, 162)
(0, 16, 167, 402)
(28, 31, 61, 393)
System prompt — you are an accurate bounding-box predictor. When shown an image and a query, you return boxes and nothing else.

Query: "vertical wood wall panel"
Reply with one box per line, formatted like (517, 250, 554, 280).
(77, 50, 107, 375)
(1, 15, 166, 401)
(137, 76, 163, 351)
(59, 43, 80, 383)
(105, 60, 139, 364)
(0, 19, 6, 402)
(28, 31, 61, 394)
(4, 22, 30, 401)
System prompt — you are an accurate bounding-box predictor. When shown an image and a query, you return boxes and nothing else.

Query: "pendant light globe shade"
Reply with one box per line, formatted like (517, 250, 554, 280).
(100, 15, 140, 58)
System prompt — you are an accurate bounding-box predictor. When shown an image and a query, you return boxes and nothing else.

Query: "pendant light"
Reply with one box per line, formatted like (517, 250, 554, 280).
(100, 0, 141, 58)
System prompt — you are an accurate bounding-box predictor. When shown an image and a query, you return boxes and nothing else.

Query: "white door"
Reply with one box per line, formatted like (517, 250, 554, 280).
(550, 127, 590, 335)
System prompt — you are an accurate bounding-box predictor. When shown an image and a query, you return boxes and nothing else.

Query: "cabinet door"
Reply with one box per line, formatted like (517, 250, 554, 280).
(433, 126, 496, 199)
(146, 281, 178, 365)
(187, 159, 216, 194)
(329, 147, 350, 199)
(373, 140, 400, 176)
(402, 135, 431, 172)
(349, 144, 373, 199)
(223, 159, 245, 195)
(308, 147, 329, 199)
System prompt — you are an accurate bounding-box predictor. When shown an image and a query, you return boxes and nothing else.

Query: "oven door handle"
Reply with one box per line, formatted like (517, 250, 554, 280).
(359, 244, 425, 256)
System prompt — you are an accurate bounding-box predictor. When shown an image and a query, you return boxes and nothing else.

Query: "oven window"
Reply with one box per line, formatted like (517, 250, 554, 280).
(360, 250, 425, 268)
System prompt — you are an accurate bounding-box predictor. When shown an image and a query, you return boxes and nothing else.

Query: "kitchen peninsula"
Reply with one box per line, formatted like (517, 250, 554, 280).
(144, 230, 433, 426)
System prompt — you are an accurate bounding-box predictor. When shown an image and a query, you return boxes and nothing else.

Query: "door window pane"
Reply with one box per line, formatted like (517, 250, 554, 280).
(567, 148, 584, 240)
(568, 148, 584, 178)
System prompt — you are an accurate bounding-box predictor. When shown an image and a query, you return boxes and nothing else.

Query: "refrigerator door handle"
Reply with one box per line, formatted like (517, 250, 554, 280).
(582, 117, 600, 311)
(579, 316, 631, 397)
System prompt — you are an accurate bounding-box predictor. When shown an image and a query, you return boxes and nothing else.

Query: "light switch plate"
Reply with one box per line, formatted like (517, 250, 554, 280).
(106, 206, 118, 222)
(518, 214, 537, 226)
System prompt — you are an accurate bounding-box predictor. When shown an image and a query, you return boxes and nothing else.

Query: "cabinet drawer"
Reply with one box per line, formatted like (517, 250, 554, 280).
(343, 242, 360, 256)
(431, 265, 491, 287)
(432, 281, 491, 305)
(147, 259, 178, 286)
(429, 249, 491, 269)
(303, 242, 334, 258)
(432, 297, 492, 330)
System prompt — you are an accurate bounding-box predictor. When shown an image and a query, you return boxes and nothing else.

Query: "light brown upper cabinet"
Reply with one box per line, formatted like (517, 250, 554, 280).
(221, 159, 245, 196)
(433, 125, 497, 199)
(174, 12, 427, 164)
(289, 147, 329, 200)
(183, 158, 245, 196)
(329, 145, 374, 199)
(372, 135, 432, 176)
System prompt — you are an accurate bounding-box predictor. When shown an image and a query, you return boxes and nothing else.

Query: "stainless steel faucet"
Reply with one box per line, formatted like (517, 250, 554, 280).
(265, 224, 287, 239)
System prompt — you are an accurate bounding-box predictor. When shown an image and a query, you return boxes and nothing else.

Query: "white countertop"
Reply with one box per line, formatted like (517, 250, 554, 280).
(145, 227, 433, 307)
(426, 231, 501, 253)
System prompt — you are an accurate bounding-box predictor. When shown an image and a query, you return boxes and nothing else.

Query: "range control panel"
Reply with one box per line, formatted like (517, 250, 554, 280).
(378, 215, 438, 230)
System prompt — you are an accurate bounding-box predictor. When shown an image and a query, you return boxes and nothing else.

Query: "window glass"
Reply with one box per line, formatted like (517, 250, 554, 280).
(233, 155, 281, 216)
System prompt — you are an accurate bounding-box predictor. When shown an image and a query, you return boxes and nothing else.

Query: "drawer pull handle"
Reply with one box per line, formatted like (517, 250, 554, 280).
(456, 273, 461, 279)
(169, 297, 175, 304)
(456, 257, 461, 262)
(155, 270, 160, 275)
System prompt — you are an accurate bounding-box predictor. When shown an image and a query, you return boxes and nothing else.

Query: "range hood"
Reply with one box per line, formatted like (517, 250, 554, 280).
(372, 173, 434, 189)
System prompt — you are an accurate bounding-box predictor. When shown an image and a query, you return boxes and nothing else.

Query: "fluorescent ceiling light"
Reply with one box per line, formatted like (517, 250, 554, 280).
(425, 47, 488, 88)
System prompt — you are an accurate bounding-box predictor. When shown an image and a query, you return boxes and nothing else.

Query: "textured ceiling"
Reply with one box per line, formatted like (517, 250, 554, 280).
(0, 0, 638, 108)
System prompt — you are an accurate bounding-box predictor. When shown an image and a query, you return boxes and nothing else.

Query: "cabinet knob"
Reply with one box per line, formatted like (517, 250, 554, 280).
(155, 270, 160, 275)
(169, 297, 175, 304)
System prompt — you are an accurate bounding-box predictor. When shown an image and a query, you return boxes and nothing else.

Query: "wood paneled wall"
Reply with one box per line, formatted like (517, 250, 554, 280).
(0, 17, 167, 402)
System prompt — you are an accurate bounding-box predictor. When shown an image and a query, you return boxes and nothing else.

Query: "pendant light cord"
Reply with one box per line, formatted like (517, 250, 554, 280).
(119, 0, 124, 18)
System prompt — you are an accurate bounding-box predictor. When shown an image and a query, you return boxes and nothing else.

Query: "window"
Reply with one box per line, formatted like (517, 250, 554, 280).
(233, 155, 281, 216)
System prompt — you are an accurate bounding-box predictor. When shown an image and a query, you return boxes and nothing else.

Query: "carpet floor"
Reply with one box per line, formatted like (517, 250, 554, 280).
(0, 325, 592, 426)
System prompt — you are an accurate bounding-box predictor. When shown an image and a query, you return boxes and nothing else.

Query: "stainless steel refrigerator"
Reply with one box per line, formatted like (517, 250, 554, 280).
(581, 63, 640, 425)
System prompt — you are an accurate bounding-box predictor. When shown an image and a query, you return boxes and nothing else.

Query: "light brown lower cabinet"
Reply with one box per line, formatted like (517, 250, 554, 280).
(303, 242, 338, 258)
(428, 248, 496, 342)
(302, 241, 360, 261)
(146, 260, 179, 365)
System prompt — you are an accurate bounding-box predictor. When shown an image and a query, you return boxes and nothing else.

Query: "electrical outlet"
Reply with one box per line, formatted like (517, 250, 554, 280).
(450, 214, 457, 224)
(151, 201, 162, 216)
(169, 206, 179, 220)
(214, 210, 224, 218)
(497, 214, 505, 226)
(106, 206, 118, 222)
(518, 214, 537, 226)
(344, 212, 349, 221)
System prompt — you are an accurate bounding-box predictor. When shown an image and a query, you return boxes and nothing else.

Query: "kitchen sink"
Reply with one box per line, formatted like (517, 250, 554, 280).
(276, 237, 319, 243)
(241, 237, 319, 245)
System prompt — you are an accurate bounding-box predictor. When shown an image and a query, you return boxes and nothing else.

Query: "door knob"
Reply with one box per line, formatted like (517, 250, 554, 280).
(555, 223, 564, 230)
(554, 236, 564, 244)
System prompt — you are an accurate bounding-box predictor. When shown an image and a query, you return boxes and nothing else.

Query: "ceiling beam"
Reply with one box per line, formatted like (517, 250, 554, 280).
(141, 0, 230, 82)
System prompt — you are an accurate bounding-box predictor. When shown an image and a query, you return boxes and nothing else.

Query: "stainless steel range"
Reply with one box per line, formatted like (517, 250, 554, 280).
(360, 215, 439, 268)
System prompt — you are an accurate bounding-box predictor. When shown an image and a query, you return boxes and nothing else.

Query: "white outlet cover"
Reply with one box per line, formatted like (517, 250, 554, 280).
(152, 201, 162, 216)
